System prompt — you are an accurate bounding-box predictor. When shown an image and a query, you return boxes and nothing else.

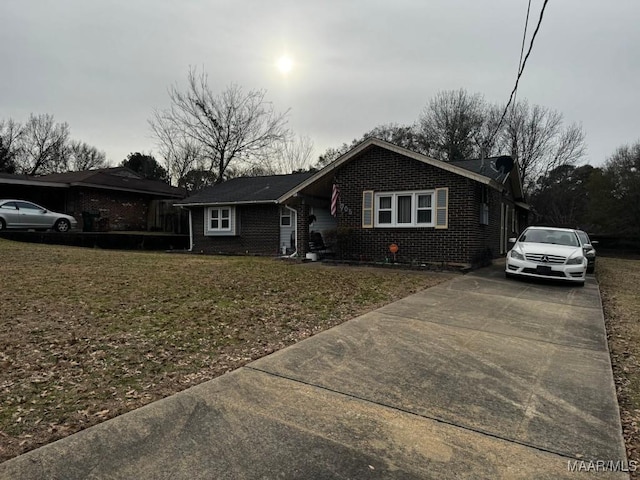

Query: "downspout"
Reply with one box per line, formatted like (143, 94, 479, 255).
(188, 209, 193, 252)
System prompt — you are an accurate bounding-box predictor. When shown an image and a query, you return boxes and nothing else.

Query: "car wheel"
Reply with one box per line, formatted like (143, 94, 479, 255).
(54, 219, 71, 232)
(0, 218, 5, 231)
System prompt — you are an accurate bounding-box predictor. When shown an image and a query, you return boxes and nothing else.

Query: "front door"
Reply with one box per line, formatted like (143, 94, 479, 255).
(279, 206, 297, 254)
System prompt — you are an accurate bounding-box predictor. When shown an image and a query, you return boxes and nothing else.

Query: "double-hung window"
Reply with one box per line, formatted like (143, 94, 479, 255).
(374, 191, 435, 227)
(280, 207, 291, 226)
(205, 206, 235, 235)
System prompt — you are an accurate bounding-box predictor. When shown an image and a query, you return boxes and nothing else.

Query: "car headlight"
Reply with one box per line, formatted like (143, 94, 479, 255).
(510, 249, 525, 261)
(566, 256, 584, 265)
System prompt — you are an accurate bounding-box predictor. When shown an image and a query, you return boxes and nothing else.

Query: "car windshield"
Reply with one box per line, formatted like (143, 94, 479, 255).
(520, 229, 579, 247)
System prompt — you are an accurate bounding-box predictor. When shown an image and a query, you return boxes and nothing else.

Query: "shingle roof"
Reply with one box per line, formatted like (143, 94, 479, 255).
(177, 172, 315, 205)
(449, 157, 515, 183)
(33, 168, 185, 197)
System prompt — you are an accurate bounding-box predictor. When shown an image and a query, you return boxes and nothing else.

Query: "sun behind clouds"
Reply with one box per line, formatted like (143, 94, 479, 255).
(276, 55, 294, 75)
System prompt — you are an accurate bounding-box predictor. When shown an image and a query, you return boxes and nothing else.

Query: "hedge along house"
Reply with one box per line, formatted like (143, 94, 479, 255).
(287, 138, 528, 267)
(178, 138, 528, 267)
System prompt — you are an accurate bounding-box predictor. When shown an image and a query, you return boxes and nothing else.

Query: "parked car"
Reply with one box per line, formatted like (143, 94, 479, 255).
(505, 226, 587, 286)
(0, 200, 78, 232)
(575, 229, 598, 273)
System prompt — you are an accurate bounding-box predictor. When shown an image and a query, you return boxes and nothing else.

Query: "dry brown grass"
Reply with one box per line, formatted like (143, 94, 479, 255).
(0, 239, 450, 462)
(598, 256, 640, 477)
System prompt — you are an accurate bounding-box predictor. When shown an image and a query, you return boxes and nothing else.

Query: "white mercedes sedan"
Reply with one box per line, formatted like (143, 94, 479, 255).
(505, 226, 587, 286)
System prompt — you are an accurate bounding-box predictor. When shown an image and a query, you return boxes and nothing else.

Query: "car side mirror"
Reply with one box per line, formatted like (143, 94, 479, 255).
(508, 237, 517, 244)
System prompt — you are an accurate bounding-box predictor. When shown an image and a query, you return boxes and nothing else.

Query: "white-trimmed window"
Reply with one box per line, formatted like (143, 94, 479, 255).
(205, 206, 235, 235)
(280, 207, 291, 226)
(374, 191, 435, 227)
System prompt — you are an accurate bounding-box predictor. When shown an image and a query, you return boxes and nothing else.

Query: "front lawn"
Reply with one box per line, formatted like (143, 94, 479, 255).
(598, 255, 640, 477)
(0, 239, 449, 462)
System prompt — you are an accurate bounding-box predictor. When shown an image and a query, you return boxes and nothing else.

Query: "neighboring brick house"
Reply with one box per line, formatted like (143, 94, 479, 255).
(178, 138, 528, 267)
(0, 168, 186, 232)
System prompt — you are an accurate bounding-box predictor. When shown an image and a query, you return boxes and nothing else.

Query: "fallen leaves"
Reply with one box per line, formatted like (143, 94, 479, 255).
(599, 256, 640, 479)
(0, 239, 448, 462)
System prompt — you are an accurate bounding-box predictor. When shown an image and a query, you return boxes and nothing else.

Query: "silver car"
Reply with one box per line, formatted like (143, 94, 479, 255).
(0, 199, 78, 232)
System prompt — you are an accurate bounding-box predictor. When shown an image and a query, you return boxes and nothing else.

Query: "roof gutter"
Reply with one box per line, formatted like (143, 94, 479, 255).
(0, 178, 68, 188)
(175, 199, 279, 207)
(69, 182, 184, 198)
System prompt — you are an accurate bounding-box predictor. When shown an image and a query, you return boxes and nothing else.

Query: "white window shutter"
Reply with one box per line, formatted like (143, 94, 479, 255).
(435, 188, 448, 229)
(362, 190, 374, 228)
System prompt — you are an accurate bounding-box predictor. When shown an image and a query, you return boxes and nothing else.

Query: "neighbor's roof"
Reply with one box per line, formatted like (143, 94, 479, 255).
(176, 172, 315, 206)
(0, 172, 67, 188)
(34, 167, 185, 197)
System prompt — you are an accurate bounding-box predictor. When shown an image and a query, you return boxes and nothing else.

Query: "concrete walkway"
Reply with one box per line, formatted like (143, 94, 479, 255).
(0, 265, 629, 479)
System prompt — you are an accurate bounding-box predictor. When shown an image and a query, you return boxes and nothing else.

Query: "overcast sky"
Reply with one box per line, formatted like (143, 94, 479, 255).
(1, 0, 638, 168)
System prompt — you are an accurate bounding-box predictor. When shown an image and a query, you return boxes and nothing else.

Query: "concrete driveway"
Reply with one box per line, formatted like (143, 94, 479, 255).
(0, 265, 628, 479)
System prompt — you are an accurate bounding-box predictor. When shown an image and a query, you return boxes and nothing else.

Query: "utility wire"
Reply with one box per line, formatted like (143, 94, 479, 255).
(484, 0, 550, 154)
(513, 0, 533, 112)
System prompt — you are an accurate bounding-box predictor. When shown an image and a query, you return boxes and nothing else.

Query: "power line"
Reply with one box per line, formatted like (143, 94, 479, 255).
(513, 0, 533, 111)
(484, 0, 550, 154)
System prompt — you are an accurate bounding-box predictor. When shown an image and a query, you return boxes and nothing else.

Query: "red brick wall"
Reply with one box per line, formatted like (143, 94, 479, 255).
(191, 204, 280, 255)
(333, 146, 501, 266)
(68, 188, 150, 231)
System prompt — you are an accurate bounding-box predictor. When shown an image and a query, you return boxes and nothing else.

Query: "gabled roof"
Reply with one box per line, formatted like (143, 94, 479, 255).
(33, 167, 185, 197)
(450, 157, 525, 201)
(176, 172, 315, 206)
(449, 158, 510, 182)
(278, 138, 510, 203)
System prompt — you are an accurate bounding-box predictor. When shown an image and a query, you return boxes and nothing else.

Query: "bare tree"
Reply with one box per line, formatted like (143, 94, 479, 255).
(67, 140, 107, 171)
(500, 101, 586, 192)
(418, 89, 486, 162)
(150, 67, 290, 183)
(17, 114, 70, 175)
(0, 119, 23, 173)
(271, 135, 315, 174)
(150, 111, 204, 186)
(315, 123, 426, 169)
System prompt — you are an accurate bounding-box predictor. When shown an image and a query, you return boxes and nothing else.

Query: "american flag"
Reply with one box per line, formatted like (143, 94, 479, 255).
(331, 183, 340, 217)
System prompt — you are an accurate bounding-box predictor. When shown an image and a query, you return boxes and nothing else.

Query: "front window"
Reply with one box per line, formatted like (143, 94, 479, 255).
(374, 191, 434, 227)
(377, 196, 392, 224)
(15, 201, 43, 212)
(206, 207, 234, 235)
(417, 194, 432, 224)
(280, 207, 291, 226)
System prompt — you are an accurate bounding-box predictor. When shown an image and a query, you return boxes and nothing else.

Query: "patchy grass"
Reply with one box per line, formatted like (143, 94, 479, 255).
(0, 239, 450, 462)
(598, 256, 640, 476)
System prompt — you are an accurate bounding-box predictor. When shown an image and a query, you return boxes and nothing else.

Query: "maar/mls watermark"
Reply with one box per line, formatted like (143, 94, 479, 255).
(567, 460, 638, 473)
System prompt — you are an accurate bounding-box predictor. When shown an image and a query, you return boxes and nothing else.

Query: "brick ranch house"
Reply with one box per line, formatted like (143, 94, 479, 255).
(177, 138, 529, 267)
(0, 167, 187, 232)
